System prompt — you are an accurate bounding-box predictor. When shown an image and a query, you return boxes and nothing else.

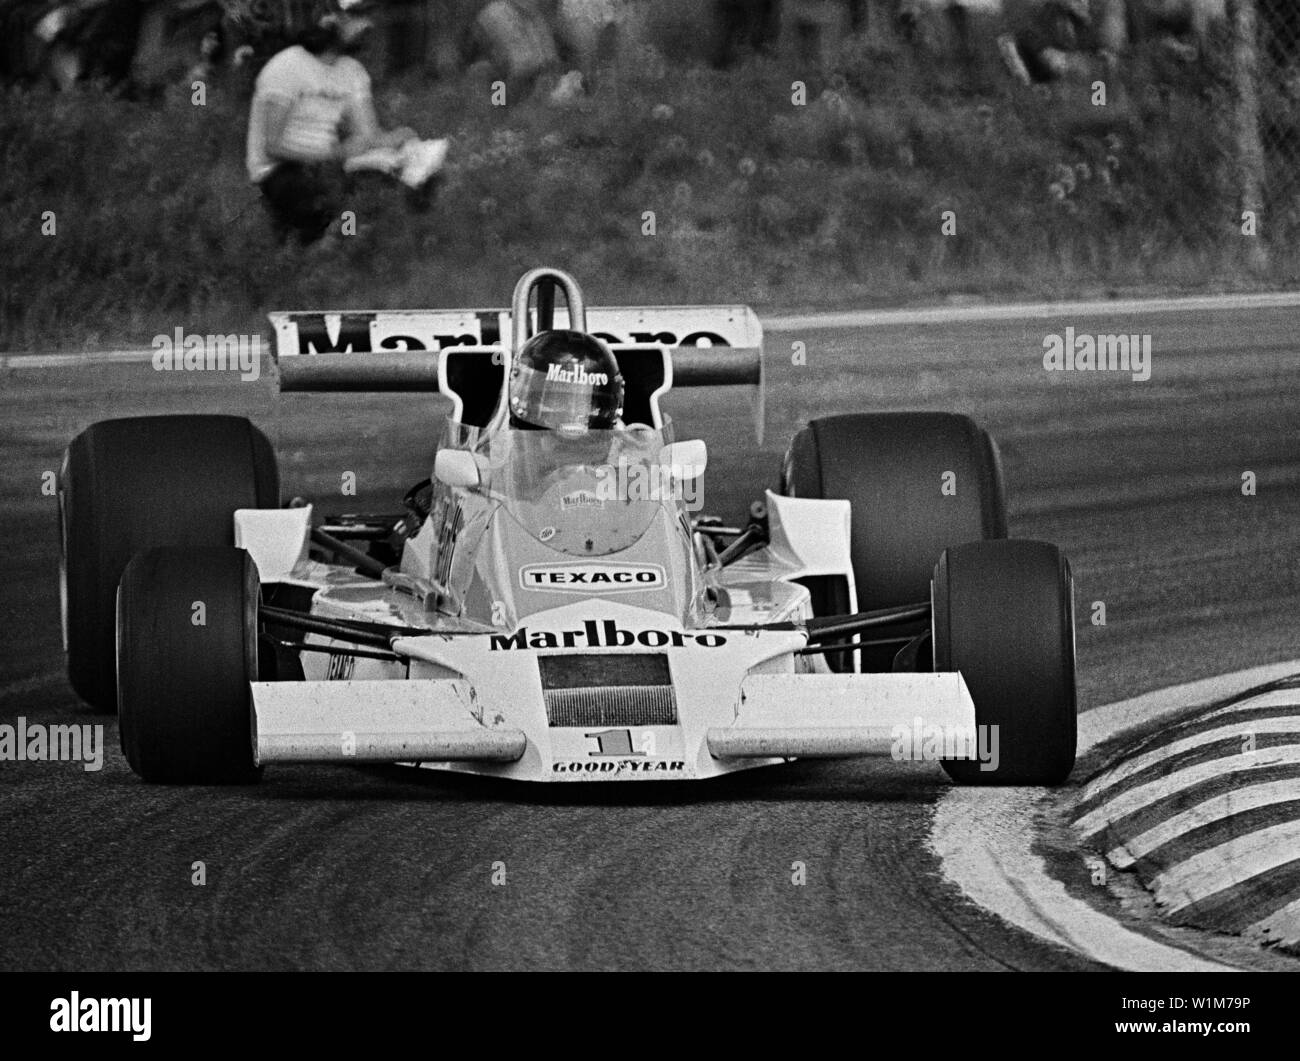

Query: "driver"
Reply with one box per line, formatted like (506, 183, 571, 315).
(505, 330, 654, 512)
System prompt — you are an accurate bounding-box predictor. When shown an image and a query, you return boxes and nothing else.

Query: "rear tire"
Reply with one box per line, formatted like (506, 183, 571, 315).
(117, 547, 262, 784)
(934, 540, 1077, 786)
(59, 415, 278, 711)
(782, 412, 1006, 669)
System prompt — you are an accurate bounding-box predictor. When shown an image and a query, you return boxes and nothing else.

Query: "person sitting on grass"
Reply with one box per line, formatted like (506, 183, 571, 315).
(245, 0, 448, 246)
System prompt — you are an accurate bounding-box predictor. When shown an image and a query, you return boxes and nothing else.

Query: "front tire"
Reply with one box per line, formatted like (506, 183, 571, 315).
(117, 547, 262, 784)
(934, 540, 1077, 786)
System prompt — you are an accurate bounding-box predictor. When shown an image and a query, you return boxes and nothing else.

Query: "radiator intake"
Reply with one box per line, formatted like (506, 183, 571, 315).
(539, 653, 677, 727)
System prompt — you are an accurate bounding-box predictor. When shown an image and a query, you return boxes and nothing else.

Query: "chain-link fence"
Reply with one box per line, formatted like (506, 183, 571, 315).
(1252, 0, 1300, 239)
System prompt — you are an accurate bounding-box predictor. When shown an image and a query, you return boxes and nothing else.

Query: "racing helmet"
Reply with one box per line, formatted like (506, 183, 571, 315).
(508, 330, 624, 433)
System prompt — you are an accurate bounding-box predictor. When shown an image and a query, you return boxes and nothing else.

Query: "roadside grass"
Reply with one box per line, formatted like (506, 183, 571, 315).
(2, 40, 1295, 350)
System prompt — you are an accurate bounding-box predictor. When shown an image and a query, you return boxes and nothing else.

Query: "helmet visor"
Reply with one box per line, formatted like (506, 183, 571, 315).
(509, 360, 622, 432)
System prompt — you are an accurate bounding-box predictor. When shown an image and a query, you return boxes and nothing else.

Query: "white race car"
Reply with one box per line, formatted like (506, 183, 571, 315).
(59, 267, 1077, 786)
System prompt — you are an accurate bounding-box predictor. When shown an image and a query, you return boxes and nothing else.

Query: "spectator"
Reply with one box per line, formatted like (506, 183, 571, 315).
(3, 1, 58, 84)
(245, 0, 448, 245)
(24, 0, 148, 90)
(998, 0, 1098, 84)
(464, 0, 562, 96)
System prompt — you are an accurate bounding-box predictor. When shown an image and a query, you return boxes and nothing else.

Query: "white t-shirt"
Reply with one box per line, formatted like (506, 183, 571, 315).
(246, 45, 372, 183)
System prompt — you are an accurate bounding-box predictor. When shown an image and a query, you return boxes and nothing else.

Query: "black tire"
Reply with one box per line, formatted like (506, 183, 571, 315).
(782, 412, 1006, 612)
(781, 412, 1006, 671)
(59, 415, 278, 711)
(934, 540, 1077, 786)
(117, 547, 262, 784)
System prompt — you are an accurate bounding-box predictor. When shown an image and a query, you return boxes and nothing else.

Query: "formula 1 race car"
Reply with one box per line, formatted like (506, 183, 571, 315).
(58, 267, 1077, 786)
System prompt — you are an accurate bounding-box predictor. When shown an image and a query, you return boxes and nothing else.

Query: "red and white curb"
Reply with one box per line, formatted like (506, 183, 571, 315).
(929, 661, 1300, 971)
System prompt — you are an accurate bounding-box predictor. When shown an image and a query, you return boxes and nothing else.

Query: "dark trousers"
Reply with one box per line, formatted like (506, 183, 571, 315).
(259, 160, 439, 245)
(259, 161, 346, 245)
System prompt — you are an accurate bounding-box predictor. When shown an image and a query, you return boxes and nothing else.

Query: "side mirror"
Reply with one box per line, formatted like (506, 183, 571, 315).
(433, 449, 481, 488)
(660, 439, 707, 480)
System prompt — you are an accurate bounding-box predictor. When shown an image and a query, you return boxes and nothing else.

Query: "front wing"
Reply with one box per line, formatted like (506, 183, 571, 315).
(250, 655, 979, 782)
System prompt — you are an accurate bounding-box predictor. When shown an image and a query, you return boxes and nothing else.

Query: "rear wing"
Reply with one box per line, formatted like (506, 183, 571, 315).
(267, 304, 765, 440)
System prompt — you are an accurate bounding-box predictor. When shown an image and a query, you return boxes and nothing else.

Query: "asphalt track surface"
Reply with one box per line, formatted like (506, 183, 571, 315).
(1, 299, 1298, 970)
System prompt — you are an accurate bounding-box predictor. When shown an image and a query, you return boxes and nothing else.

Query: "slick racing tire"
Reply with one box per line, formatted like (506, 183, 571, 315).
(934, 539, 1077, 786)
(117, 547, 262, 784)
(59, 415, 279, 711)
(781, 412, 1006, 670)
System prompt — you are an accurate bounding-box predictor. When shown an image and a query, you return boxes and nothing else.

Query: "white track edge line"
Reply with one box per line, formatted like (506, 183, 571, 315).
(5, 292, 1300, 367)
(764, 292, 1300, 330)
